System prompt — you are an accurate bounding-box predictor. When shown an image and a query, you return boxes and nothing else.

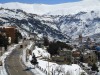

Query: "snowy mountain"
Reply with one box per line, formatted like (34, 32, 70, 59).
(0, 8, 68, 40)
(0, 0, 100, 15)
(0, 0, 100, 41)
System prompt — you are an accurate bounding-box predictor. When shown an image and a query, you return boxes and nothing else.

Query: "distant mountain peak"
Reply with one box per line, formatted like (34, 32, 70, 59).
(0, 4, 100, 40)
(0, 1, 100, 15)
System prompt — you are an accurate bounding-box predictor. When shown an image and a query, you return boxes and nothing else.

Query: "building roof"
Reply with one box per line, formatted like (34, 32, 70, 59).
(95, 46, 100, 51)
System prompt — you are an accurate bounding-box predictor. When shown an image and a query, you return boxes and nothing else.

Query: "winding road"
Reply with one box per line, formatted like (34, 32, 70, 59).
(5, 45, 33, 75)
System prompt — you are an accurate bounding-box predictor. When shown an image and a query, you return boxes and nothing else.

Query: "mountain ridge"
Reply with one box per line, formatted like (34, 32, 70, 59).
(0, 8, 69, 41)
(0, 0, 100, 15)
(0, 1, 100, 41)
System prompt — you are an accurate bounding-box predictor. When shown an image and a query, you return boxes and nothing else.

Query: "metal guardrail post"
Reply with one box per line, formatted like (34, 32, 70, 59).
(0, 47, 2, 56)
(0, 60, 3, 75)
(0, 47, 5, 56)
(0, 61, 2, 66)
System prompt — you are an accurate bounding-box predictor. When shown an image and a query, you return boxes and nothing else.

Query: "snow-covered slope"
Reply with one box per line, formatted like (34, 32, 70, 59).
(0, 8, 68, 41)
(56, 11, 100, 38)
(0, 0, 100, 15)
(0, 0, 100, 41)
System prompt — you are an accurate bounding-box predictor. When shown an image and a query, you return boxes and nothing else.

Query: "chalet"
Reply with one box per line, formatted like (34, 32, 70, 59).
(0, 26, 17, 43)
(6, 27, 16, 43)
(0, 27, 14, 43)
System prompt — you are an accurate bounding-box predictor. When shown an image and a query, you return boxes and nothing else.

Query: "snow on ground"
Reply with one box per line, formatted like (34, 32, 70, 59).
(33, 46, 50, 59)
(22, 42, 87, 75)
(0, 40, 87, 75)
(21, 41, 46, 75)
(0, 44, 19, 75)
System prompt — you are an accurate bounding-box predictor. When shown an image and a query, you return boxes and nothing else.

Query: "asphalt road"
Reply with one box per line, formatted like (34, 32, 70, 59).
(5, 46, 33, 75)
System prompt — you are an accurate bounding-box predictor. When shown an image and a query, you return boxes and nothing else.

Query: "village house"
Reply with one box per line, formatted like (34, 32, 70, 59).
(83, 50, 97, 66)
(72, 48, 81, 64)
(0, 26, 17, 44)
(51, 48, 72, 64)
(60, 48, 72, 63)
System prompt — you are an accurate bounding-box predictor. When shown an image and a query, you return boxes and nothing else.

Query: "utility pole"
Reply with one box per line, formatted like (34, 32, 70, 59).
(48, 57, 50, 75)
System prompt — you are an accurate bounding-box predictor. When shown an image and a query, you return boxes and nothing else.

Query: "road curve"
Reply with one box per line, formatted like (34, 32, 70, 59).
(5, 46, 33, 75)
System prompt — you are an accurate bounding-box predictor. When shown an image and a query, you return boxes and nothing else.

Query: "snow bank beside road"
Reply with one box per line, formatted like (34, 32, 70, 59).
(0, 44, 19, 75)
(33, 46, 50, 59)
(32, 46, 87, 75)
(37, 59, 86, 75)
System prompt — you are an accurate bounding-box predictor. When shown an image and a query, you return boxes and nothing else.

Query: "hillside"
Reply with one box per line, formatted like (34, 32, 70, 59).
(0, 8, 68, 41)
(0, 0, 100, 41)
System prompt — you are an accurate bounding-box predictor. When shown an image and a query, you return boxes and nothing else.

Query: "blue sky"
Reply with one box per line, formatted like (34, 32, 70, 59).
(0, 0, 81, 4)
